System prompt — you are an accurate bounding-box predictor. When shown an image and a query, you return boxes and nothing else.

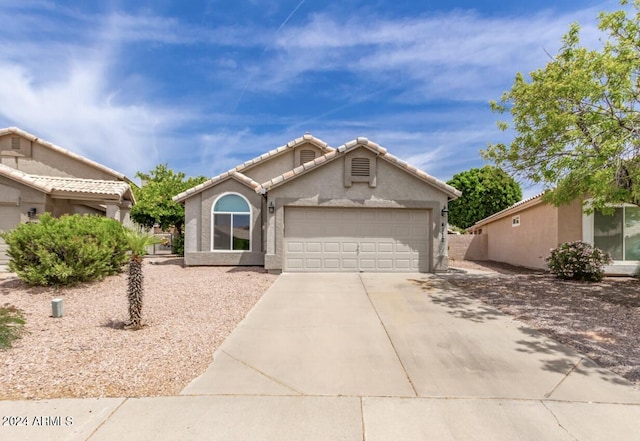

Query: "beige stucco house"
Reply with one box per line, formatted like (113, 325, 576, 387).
(174, 134, 461, 273)
(0, 127, 137, 264)
(467, 193, 640, 275)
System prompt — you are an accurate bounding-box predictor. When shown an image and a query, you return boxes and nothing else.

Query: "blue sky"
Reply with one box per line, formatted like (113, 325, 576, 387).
(0, 0, 622, 198)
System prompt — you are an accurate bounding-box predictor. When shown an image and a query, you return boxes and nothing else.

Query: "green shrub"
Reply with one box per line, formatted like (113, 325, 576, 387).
(0, 305, 26, 350)
(546, 241, 612, 282)
(1, 214, 128, 286)
(172, 232, 185, 256)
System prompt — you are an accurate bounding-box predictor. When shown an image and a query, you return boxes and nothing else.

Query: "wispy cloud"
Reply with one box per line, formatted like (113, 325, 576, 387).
(245, 6, 605, 101)
(0, 4, 202, 179)
(0, 0, 623, 186)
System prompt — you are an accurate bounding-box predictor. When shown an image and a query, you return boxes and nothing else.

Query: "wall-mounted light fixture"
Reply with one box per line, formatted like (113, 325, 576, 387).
(441, 206, 448, 217)
(27, 207, 37, 219)
(268, 201, 275, 214)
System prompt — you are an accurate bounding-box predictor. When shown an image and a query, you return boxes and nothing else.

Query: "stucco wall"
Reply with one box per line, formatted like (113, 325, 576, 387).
(184, 177, 265, 266)
(557, 199, 583, 243)
(49, 199, 104, 217)
(484, 202, 559, 269)
(242, 143, 326, 185)
(0, 134, 118, 181)
(0, 176, 46, 230)
(264, 154, 450, 273)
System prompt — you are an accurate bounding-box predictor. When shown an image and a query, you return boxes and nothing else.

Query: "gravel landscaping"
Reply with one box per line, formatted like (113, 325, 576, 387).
(0, 257, 277, 400)
(2, 257, 639, 400)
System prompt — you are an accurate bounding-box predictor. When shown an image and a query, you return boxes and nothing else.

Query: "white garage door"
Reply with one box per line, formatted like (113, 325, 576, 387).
(284, 207, 430, 272)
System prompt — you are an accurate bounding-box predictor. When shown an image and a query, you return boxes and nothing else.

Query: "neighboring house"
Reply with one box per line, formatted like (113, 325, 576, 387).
(0, 127, 137, 265)
(173, 134, 461, 273)
(468, 193, 640, 275)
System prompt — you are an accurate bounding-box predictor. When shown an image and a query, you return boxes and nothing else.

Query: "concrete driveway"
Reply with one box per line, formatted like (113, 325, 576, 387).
(4, 273, 640, 440)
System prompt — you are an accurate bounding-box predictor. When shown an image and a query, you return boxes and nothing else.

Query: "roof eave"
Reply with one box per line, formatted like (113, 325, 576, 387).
(173, 172, 259, 202)
(469, 193, 545, 230)
(0, 127, 136, 186)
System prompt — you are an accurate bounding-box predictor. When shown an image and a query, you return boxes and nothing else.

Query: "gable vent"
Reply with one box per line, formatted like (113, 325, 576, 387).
(351, 157, 370, 177)
(299, 149, 316, 165)
(11, 137, 21, 150)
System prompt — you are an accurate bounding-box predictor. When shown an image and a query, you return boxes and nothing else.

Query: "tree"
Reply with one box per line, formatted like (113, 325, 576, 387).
(446, 166, 522, 229)
(130, 164, 206, 235)
(123, 229, 161, 330)
(484, 0, 640, 211)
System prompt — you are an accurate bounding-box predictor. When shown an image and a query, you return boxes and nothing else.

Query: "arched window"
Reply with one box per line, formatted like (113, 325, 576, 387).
(212, 193, 251, 251)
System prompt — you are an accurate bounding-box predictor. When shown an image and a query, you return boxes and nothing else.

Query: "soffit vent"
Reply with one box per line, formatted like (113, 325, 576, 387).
(299, 149, 316, 165)
(351, 157, 370, 177)
(11, 137, 21, 150)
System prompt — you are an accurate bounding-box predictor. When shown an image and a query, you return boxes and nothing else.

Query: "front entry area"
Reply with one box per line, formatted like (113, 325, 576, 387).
(283, 207, 430, 272)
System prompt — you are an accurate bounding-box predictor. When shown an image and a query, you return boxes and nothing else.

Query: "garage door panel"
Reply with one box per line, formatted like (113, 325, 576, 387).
(287, 241, 304, 252)
(360, 211, 377, 222)
(306, 242, 322, 253)
(393, 225, 412, 238)
(324, 242, 340, 253)
(359, 258, 376, 270)
(360, 224, 377, 235)
(342, 259, 358, 269)
(306, 258, 322, 269)
(342, 242, 358, 253)
(287, 258, 304, 269)
(324, 259, 340, 269)
(325, 223, 343, 236)
(376, 210, 394, 222)
(394, 211, 412, 222)
(377, 242, 394, 253)
(360, 242, 376, 253)
(284, 207, 430, 272)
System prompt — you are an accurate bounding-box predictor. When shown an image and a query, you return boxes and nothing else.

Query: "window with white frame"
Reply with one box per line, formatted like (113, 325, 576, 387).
(212, 194, 251, 251)
(512, 215, 520, 227)
(593, 206, 640, 261)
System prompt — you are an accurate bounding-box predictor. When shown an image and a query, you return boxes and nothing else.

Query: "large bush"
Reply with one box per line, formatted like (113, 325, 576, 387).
(1, 214, 128, 286)
(546, 241, 612, 282)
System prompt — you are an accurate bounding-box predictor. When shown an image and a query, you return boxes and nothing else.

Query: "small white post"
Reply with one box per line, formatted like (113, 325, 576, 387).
(52, 298, 64, 318)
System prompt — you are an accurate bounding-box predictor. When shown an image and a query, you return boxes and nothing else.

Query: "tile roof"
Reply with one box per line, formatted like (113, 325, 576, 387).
(174, 135, 461, 202)
(173, 133, 333, 202)
(469, 191, 546, 230)
(256, 137, 462, 198)
(235, 133, 334, 173)
(0, 164, 134, 202)
(173, 171, 260, 202)
(0, 127, 136, 187)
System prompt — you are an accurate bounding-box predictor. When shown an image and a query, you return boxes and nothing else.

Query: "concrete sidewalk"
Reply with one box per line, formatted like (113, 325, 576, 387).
(2, 273, 640, 440)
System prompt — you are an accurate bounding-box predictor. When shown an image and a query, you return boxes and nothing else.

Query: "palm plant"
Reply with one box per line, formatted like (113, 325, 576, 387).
(123, 229, 161, 330)
(0, 306, 26, 349)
